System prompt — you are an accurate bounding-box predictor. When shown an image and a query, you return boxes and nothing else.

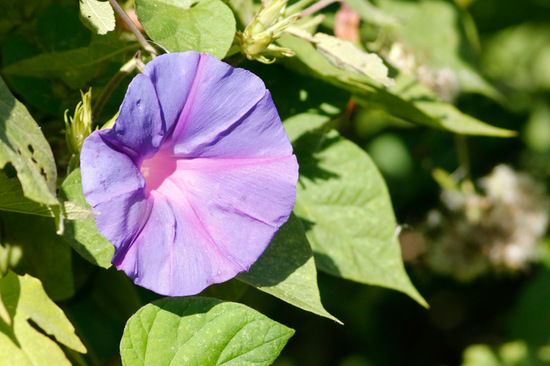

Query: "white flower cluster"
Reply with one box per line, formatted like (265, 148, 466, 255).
(424, 165, 549, 281)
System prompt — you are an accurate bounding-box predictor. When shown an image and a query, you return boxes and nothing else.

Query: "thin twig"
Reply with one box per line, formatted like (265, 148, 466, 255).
(286, 0, 316, 15)
(92, 55, 139, 124)
(108, 0, 157, 55)
(300, 0, 340, 18)
(455, 134, 472, 184)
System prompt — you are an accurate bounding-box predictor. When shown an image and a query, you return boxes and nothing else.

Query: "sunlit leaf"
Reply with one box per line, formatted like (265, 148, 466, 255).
(312, 32, 394, 87)
(120, 297, 294, 365)
(278, 34, 514, 137)
(0, 272, 86, 366)
(285, 113, 427, 306)
(135, 0, 236, 58)
(79, 0, 116, 35)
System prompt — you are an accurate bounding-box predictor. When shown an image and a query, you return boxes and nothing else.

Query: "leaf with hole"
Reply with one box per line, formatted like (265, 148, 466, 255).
(0, 77, 58, 206)
(0, 169, 94, 219)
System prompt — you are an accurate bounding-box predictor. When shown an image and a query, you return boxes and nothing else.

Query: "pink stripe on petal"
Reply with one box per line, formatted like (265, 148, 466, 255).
(143, 52, 200, 135)
(172, 91, 292, 159)
(164, 156, 298, 268)
(121, 191, 242, 296)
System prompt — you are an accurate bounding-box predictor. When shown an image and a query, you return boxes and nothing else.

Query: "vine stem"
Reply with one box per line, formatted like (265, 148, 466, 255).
(108, 0, 157, 55)
(455, 134, 473, 189)
(299, 0, 339, 18)
(92, 55, 138, 124)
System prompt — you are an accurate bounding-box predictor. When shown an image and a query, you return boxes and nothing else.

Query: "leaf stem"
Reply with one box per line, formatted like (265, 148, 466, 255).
(286, 0, 316, 15)
(299, 0, 339, 18)
(455, 134, 471, 183)
(92, 55, 138, 124)
(108, 0, 157, 55)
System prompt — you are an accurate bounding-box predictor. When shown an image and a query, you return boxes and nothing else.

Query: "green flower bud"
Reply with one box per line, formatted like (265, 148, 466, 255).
(238, 0, 298, 63)
(64, 88, 93, 155)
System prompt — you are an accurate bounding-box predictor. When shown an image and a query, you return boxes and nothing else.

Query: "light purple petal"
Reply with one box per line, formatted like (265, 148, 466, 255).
(167, 54, 290, 158)
(103, 74, 165, 161)
(117, 193, 242, 296)
(81, 131, 145, 204)
(119, 155, 298, 296)
(143, 52, 200, 135)
(81, 132, 150, 252)
(172, 90, 293, 159)
(172, 156, 299, 267)
(80, 51, 299, 297)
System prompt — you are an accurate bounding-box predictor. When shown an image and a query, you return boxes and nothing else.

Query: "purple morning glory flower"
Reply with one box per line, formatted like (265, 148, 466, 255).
(80, 52, 298, 296)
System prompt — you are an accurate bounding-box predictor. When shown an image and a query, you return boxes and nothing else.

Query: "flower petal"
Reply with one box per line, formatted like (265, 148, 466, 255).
(172, 90, 293, 159)
(167, 54, 290, 158)
(176, 156, 299, 267)
(80, 131, 150, 254)
(143, 52, 200, 135)
(115, 155, 298, 296)
(81, 131, 145, 204)
(117, 193, 242, 296)
(103, 74, 165, 161)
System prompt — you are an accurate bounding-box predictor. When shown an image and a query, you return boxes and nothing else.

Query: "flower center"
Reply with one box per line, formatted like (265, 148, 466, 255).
(140, 149, 178, 193)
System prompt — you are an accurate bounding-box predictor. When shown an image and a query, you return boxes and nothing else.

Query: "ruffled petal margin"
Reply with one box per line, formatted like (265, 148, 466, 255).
(81, 132, 150, 253)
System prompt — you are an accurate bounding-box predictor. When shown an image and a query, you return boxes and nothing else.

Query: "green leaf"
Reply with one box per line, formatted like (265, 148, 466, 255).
(135, 0, 236, 59)
(374, 0, 500, 99)
(278, 33, 514, 137)
(285, 113, 427, 306)
(223, 0, 253, 29)
(356, 71, 516, 137)
(238, 215, 340, 323)
(0, 77, 58, 206)
(2, 35, 138, 89)
(0, 271, 86, 366)
(120, 297, 294, 365)
(60, 168, 114, 269)
(79, 0, 116, 35)
(0, 169, 94, 219)
(311, 32, 394, 87)
(0, 169, 55, 217)
(1, 212, 74, 301)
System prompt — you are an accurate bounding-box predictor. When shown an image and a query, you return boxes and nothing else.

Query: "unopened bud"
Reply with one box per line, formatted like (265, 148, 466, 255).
(238, 0, 298, 63)
(64, 88, 93, 155)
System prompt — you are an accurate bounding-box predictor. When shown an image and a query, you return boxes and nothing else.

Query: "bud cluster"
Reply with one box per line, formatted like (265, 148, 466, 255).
(237, 0, 298, 63)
